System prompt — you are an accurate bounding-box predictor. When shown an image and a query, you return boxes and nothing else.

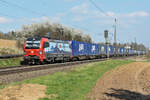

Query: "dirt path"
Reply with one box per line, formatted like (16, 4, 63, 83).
(87, 62, 150, 100)
(0, 84, 46, 100)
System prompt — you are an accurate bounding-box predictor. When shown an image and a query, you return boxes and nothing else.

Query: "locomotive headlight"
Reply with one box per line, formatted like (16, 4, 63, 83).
(39, 51, 43, 54)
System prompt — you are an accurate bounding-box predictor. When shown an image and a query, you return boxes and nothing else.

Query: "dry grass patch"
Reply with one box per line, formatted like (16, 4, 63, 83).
(0, 39, 23, 55)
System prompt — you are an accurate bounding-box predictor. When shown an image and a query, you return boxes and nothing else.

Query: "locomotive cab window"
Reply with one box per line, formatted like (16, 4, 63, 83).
(43, 42, 49, 48)
(25, 40, 41, 49)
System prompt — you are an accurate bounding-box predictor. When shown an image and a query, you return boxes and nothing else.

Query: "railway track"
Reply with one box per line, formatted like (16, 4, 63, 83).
(0, 56, 138, 76)
(0, 56, 138, 84)
(0, 58, 107, 76)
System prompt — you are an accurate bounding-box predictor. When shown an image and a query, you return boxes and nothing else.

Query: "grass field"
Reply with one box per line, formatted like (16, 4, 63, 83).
(0, 58, 22, 68)
(3, 60, 132, 100)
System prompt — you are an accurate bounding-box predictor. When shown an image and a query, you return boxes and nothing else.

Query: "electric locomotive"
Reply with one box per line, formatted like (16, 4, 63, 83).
(23, 36, 71, 64)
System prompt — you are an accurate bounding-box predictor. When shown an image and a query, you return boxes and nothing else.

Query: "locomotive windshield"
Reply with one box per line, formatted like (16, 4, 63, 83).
(25, 37, 41, 49)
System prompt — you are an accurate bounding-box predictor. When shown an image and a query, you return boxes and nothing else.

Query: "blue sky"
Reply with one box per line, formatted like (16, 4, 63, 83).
(0, 0, 150, 47)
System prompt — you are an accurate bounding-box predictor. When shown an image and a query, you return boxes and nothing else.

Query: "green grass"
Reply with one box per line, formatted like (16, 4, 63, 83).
(0, 58, 22, 67)
(1, 60, 133, 100)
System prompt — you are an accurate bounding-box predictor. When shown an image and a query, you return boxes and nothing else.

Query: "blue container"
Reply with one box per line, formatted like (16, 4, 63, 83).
(137, 50, 141, 55)
(120, 47, 124, 54)
(108, 45, 115, 55)
(113, 47, 119, 55)
(88, 43, 100, 55)
(99, 44, 107, 55)
(124, 48, 128, 54)
(71, 41, 88, 56)
(129, 49, 134, 54)
(71, 41, 100, 56)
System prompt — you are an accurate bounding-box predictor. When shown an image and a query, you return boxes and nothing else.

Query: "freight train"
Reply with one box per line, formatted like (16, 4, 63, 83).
(22, 36, 146, 65)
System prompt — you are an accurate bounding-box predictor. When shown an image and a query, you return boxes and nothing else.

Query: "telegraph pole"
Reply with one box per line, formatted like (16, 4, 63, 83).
(114, 18, 117, 56)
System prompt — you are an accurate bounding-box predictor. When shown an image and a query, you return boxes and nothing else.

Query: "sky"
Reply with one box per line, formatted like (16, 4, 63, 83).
(0, 0, 149, 48)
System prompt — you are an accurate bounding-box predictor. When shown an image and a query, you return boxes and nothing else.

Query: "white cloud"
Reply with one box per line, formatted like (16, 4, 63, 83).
(72, 16, 83, 22)
(92, 11, 149, 18)
(51, 13, 65, 23)
(19, 12, 65, 24)
(41, 16, 50, 21)
(70, 3, 149, 24)
(27, 13, 64, 23)
(71, 3, 89, 14)
(128, 11, 149, 17)
(106, 12, 115, 17)
(0, 17, 13, 23)
(52, 16, 61, 23)
(30, 16, 50, 23)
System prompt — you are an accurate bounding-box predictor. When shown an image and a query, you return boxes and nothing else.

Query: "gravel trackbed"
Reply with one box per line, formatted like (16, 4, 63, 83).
(87, 62, 150, 100)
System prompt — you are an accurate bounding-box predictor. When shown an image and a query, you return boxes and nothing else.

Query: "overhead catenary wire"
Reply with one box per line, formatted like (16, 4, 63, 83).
(71, 24, 105, 38)
(88, 0, 115, 18)
(0, 0, 46, 16)
(88, 0, 118, 44)
(0, 0, 104, 42)
(0, 1, 20, 18)
(0, 0, 96, 35)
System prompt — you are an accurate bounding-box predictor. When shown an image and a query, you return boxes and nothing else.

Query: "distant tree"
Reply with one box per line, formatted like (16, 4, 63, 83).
(3, 21, 93, 48)
(0, 31, 4, 39)
(74, 34, 83, 42)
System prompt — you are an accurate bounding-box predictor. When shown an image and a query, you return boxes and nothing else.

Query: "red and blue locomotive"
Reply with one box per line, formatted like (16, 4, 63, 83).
(24, 36, 72, 64)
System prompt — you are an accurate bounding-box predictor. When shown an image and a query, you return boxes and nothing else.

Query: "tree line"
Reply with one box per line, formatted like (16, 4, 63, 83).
(0, 22, 92, 49)
(0, 21, 148, 51)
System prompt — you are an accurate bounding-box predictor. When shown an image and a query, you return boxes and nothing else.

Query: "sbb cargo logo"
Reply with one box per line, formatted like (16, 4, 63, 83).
(79, 44, 84, 51)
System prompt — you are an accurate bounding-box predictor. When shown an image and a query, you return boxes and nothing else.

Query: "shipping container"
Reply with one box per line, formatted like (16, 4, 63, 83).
(129, 49, 134, 55)
(120, 47, 124, 54)
(88, 43, 100, 55)
(108, 45, 115, 55)
(71, 41, 88, 56)
(124, 48, 128, 55)
(71, 41, 100, 57)
(99, 44, 107, 55)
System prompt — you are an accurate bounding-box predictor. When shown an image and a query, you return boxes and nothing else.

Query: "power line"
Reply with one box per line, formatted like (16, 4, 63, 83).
(71, 24, 103, 35)
(88, 0, 118, 44)
(0, 0, 46, 16)
(88, 0, 114, 18)
(0, 0, 102, 39)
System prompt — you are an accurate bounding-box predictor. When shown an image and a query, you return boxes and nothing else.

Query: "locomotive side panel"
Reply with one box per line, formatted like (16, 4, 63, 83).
(44, 40, 71, 61)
